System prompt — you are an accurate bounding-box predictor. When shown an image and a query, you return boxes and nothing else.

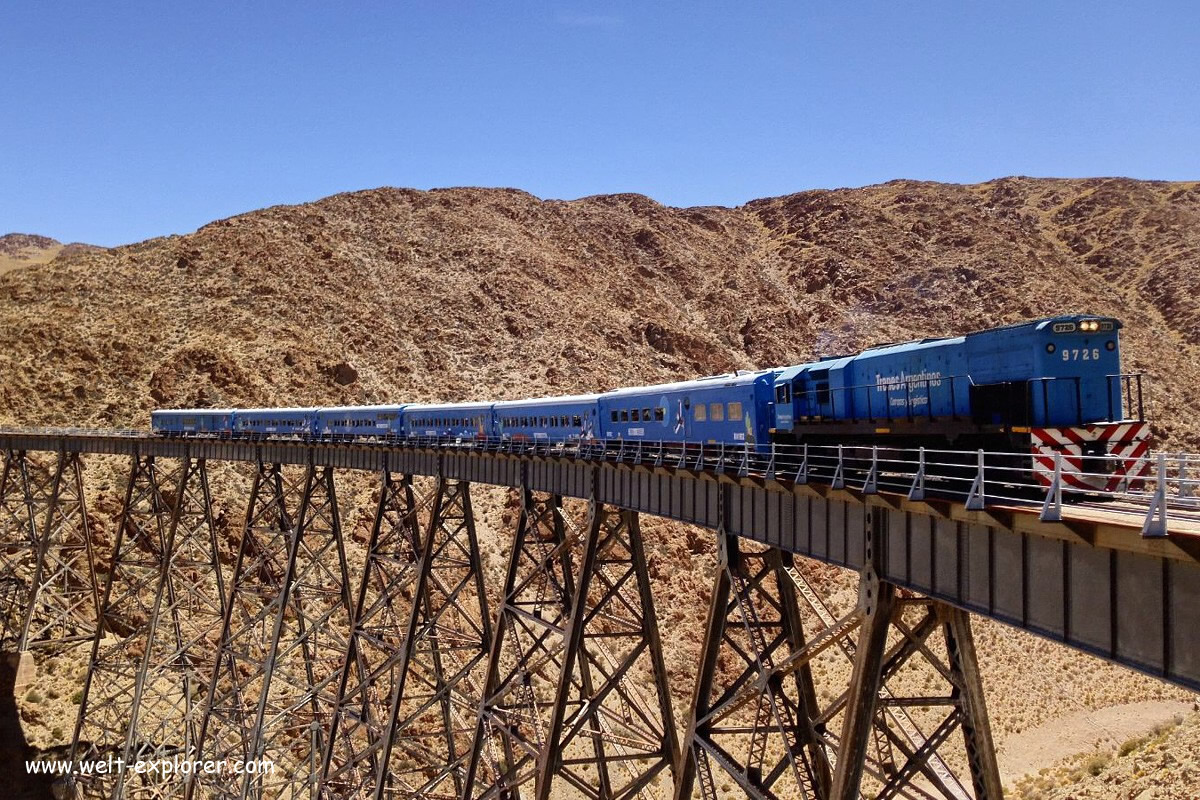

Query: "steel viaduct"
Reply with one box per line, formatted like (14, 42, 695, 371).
(1, 430, 1197, 800)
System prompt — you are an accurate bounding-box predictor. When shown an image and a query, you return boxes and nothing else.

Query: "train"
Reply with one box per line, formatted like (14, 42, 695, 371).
(151, 315, 1149, 491)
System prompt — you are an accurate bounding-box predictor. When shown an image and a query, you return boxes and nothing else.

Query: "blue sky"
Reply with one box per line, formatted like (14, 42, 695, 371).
(2, 1, 1198, 246)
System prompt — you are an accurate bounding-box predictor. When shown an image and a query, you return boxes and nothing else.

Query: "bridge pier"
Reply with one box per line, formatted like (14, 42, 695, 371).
(367, 476, 493, 800)
(320, 467, 426, 797)
(0, 448, 99, 651)
(67, 454, 198, 798)
(189, 459, 355, 800)
(676, 503, 1003, 800)
(673, 530, 832, 800)
(533, 492, 679, 800)
(463, 488, 575, 798)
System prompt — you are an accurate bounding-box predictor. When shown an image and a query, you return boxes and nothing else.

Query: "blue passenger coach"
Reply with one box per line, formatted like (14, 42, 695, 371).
(314, 405, 406, 439)
(231, 407, 318, 438)
(598, 371, 778, 450)
(150, 409, 235, 436)
(495, 395, 600, 442)
(403, 402, 494, 440)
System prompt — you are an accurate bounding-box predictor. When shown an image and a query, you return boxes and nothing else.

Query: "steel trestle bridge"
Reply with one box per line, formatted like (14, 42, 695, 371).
(1, 428, 1197, 800)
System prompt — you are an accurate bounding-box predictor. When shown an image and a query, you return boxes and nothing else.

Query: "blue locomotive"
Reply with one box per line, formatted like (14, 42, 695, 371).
(151, 315, 1147, 490)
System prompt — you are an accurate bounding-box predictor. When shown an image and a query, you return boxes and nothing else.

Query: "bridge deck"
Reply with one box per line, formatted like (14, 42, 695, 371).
(3, 429, 1198, 692)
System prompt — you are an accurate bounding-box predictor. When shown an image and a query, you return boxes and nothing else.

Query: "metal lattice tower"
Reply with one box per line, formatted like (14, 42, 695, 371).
(190, 460, 354, 799)
(462, 488, 576, 798)
(369, 477, 493, 800)
(320, 468, 427, 797)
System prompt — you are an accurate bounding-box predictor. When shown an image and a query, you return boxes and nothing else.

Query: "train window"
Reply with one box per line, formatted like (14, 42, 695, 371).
(620, 410, 628, 422)
(573, 415, 581, 426)
(694, 404, 707, 422)
(642, 408, 651, 421)
(728, 401, 743, 419)
(632, 409, 640, 421)
(654, 408, 665, 421)
(611, 411, 618, 422)
(710, 403, 724, 422)
(560, 416, 568, 426)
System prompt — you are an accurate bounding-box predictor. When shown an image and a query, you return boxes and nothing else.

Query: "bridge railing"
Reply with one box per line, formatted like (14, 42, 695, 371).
(2, 427, 1196, 535)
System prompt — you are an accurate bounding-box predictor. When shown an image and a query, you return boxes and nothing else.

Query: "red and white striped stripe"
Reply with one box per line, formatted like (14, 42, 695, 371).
(1031, 422, 1150, 492)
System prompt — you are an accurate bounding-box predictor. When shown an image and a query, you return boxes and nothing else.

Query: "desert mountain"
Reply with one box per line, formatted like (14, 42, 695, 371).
(0, 233, 101, 278)
(1, 177, 1198, 447)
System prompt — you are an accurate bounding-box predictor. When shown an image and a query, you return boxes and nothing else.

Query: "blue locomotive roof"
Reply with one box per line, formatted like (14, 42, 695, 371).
(778, 315, 1124, 384)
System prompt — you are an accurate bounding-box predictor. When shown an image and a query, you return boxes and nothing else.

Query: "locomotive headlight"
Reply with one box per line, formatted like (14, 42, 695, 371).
(1081, 320, 1100, 331)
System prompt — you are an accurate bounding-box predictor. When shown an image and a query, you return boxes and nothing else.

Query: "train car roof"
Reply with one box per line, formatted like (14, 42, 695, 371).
(233, 407, 320, 414)
(403, 401, 494, 411)
(152, 408, 237, 414)
(316, 404, 408, 413)
(494, 394, 602, 409)
(600, 370, 776, 399)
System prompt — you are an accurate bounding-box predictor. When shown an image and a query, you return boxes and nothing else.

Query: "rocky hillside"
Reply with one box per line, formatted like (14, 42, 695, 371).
(2, 178, 1199, 795)
(1, 177, 1198, 446)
